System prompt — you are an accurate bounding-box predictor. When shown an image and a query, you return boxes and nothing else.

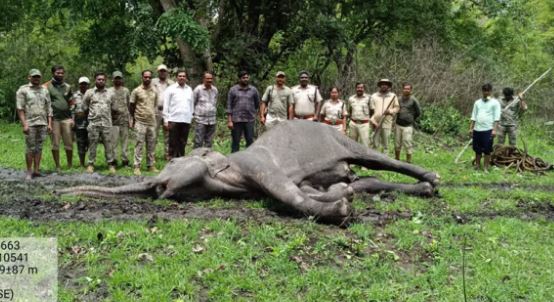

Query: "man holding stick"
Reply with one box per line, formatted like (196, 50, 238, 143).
(370, 79, 399, 153)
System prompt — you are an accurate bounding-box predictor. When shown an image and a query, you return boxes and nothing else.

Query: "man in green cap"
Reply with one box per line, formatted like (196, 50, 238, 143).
(16, 69, 53, 180)
(44, 65, 74, 172)
(108, 71, 131, 166)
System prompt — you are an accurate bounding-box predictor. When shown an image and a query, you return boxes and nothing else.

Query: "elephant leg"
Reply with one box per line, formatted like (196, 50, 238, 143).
(350, 177, 434, 196)
(300, 183, 354, 203)
(247, 169, 351, 222)
(348, 146, 439, 185)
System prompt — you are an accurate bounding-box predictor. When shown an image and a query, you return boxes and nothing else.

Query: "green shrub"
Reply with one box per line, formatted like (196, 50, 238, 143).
(417, 105, 466, 136)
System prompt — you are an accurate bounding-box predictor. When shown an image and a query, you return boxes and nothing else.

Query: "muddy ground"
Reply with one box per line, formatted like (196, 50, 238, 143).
(0, 168, 552, 225)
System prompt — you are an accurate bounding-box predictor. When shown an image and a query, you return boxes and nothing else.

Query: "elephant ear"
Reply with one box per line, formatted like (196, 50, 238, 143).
(190, 148, 230, 177)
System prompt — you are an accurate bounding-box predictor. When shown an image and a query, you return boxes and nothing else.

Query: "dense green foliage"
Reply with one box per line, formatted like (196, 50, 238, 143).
(1, 0, 554, 123)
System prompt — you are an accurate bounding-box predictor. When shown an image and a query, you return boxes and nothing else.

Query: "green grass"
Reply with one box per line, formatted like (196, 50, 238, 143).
(0, 120, 553, 301)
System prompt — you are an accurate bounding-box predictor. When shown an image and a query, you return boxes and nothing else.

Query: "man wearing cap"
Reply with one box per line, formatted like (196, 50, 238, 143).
(163, 69, 194, 158)
(108, 71, 131, 166)
(289, 71, 322, 121)
(16, 69, 53, 180)
(71, 76, 90, 167)
(44, 65, 74, 172)
(395, 83, 421, 163)
(152, 64, 175, 160)
(260, 71, 292, 129)
(370, 79, 399, 153)
(130, 70, 160, 176)
(227, 71, 260, 153)
(193, 72, 218, 148)
(347, 82, 371, 147)
(83, 72, 117, 174)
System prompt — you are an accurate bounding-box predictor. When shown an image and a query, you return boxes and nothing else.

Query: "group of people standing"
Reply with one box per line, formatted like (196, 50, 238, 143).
(16, 63, 524, 180)
(16, 64, 218, 180)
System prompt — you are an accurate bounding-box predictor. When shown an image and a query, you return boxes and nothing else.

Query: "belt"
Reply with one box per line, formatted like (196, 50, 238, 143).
(350, 119, 369, 124)
(295, 114, 315, 119)
(323, 119, 344, 125)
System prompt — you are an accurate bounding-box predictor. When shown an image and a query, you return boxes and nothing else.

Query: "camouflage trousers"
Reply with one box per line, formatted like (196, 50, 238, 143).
(497, 125, 517, 146)
(394, 125, 414, 154)
(134, 122, 156, 168)
(75, 128, 88, 156)
(372, 127, 392, 152)
(156, 111, 170, 157)
(25, 125, 47, 154)
(110, 124, 129, 162)
(87, 125, 114, 166)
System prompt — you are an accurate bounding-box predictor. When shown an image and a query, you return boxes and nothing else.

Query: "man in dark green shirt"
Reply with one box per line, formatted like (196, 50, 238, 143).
(395, 83, 421, 163)
(44, 65, 74, 172)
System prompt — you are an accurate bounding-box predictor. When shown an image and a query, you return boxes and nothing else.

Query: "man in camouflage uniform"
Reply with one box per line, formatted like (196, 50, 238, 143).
(83, 72, 116, 174)
(71, 77, 90, 167)
(289, 71, 323, 121)
(260, 71, 292, 129)
(370, 79, 399, 153)
(130, 70, 159, 176)
(497, 87, 527, 146)
(108, 71, 131, 166)
(16, 69, 53, 180)
(152, 64, 174, 160)
(347, 83, 371, 147)
(44, 65, 74, 172)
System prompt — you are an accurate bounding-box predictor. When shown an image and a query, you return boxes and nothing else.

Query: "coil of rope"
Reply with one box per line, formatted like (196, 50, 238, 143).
(491, 145, 552, 173)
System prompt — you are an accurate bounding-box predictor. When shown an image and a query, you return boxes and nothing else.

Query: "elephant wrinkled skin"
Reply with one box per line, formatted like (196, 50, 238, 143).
(58, 120, 439, 223)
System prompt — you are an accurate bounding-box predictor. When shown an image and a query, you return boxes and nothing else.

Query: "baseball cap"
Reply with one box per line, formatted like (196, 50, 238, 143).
(276, 71, 286, 77)
(157, 64, 168, 71)
(78, 76, 90, 84)
(377, 78, 393, 87)
(29, 69, 42, 77)
(112, 71, 123, 78)
(299, 70, 310, 77)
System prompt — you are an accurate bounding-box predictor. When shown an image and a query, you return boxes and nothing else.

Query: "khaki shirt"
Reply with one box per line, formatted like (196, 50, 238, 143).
(83, 87, 115, 128)
(108, 86, 130, 125)
(16, 84, 52, 127)
(130, 85, 158, 126)
(347, 94, 370, 121)
(262, 85, 292, 119)
(152, 78, 175, 108)
(370, 92, 399, 128)
(321, 99, 346, 121)
(291, 84, 322, 116)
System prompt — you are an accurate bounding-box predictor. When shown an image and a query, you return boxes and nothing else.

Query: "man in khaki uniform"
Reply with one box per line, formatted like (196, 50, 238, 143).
(83, 72, 117, 174)
(289, 71, 323, 120)
(44, 65, 73, 172)
(260, 71, 292, 129)
(370, 79, 399, 153)
(16, 69, 53, 180)
(347, 82, 371, 147)
(152, 64, 174, 160)
(108, 71, 131, 166)
(130, 70, 159, 176)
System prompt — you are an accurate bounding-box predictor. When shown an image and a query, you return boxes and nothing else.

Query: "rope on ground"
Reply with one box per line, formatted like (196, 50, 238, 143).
(491, 145, 553, 173)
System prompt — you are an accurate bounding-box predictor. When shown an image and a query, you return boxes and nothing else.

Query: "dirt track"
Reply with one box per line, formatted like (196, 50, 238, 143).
(0, 168, 552, 224)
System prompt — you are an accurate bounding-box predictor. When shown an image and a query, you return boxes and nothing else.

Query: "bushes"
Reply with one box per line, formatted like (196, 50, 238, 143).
(417, 104, 466, 137)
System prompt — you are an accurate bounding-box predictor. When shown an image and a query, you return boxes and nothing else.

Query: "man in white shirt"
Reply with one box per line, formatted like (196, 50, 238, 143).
(163, 69, 194, 158)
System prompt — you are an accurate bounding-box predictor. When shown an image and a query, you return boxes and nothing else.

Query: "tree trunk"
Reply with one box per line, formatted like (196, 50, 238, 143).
(157, 0, 208, 85)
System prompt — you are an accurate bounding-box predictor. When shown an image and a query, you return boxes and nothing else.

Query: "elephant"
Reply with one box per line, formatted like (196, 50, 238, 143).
(58, 120, 439, 223)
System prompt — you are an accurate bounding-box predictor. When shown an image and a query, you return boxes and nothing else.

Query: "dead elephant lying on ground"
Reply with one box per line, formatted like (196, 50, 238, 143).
(58, 120, 439, 223)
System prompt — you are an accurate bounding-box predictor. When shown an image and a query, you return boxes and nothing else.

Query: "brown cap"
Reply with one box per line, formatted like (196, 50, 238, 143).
(377, 79, 393, 87)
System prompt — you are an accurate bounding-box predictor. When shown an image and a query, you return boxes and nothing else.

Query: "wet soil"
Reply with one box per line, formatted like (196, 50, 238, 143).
(0, 168, 552, 224)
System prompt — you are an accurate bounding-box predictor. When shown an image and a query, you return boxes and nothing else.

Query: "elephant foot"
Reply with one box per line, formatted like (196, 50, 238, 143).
(423, 172, 440, 187)
(316, 197, 352, 225)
